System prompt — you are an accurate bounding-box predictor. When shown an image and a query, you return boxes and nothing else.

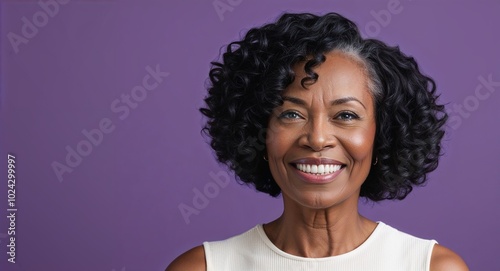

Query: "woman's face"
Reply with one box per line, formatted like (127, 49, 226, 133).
(266, 51, 376, 209)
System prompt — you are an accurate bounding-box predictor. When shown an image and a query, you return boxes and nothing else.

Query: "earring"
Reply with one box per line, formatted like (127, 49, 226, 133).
(373, 157, 378, 165)
(263, 154, 268, 161)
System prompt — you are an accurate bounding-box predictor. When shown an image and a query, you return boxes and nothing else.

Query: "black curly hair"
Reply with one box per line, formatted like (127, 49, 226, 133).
(200, 12, 447, 201)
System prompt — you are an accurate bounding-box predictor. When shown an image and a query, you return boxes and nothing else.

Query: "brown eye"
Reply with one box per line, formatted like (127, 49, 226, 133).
(335, 111, 359, 121)
(278, 111, 302, 119)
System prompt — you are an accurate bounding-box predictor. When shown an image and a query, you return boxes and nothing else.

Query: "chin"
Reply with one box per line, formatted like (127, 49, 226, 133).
(288, 190, 355, 210)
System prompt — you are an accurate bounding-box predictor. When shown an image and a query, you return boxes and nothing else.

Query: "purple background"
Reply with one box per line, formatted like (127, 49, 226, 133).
(1, 0, 499, 270)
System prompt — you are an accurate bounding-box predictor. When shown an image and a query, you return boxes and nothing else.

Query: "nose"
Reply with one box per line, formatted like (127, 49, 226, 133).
(299, 115, 336, 152)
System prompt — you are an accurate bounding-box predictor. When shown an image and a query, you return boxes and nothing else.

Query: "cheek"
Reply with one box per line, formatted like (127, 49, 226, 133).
(266, 124, 290, 159)
(341, 126, 376, 161)
(265, 124, 293, 184)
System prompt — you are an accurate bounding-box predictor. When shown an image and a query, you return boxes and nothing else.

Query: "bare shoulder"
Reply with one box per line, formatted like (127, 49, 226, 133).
(430, 244, 469, 271)
(166, 245, 206, 271)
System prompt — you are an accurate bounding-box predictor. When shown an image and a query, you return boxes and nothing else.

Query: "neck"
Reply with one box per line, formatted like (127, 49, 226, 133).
(263, 195, 377, 257)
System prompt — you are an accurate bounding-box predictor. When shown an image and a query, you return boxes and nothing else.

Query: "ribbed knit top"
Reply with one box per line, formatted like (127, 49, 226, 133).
(203, 222, 437, 271)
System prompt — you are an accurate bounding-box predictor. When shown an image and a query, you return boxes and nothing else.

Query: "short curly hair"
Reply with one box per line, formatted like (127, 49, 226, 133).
(200, 12, 447, 201)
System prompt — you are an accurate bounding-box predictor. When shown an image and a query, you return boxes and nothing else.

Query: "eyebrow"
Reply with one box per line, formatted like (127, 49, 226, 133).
(282, 96, 366, 109)
(331, 96, 366, 109)
(282, 96, 306, 106)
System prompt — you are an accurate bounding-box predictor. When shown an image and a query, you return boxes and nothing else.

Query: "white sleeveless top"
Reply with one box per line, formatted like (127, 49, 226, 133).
(203, 222, 437, 271)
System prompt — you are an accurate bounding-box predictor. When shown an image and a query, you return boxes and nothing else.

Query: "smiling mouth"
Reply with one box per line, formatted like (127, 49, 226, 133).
(293, 164, 345, 175)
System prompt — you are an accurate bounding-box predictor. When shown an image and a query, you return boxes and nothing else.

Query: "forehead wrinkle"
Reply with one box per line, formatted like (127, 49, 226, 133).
(284, 51, 374, 111)
(296, 50, 376, 98)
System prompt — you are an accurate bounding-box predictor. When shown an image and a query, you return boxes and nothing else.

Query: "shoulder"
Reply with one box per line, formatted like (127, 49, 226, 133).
(430, 244, 469, 271)
(165, 245, 206, 271)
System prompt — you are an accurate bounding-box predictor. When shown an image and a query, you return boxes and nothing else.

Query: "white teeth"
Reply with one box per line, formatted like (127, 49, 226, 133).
(318, 165, 325, 174)
(295, 164, 342, 175)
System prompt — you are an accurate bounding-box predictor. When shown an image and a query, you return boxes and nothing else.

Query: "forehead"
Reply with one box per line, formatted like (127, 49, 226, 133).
(284, 51, 373, 105)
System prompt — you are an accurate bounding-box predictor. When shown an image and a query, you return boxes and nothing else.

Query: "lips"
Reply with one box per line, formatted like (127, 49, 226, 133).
(289, 157, 346, 184)
(296, 164, 342, 174)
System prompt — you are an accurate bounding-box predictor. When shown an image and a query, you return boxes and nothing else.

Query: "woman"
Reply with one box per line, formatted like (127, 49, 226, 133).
(167, 12, 468, 271)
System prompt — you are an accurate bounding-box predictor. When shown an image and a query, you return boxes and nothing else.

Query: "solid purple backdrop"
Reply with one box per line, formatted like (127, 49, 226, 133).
(0, 0, 499, 270)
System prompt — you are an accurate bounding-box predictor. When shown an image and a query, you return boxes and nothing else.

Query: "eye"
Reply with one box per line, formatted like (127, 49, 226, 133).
(335, 111, 359, 121)
(278, 111, 302, 120)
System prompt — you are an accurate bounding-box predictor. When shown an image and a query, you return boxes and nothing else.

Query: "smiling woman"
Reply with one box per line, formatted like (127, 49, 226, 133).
(266, 52, 377, 212)
(166, 12, 469, 271)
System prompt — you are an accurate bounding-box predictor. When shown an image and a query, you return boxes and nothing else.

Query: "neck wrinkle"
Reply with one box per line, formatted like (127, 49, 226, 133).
(263, 196, 375, 258)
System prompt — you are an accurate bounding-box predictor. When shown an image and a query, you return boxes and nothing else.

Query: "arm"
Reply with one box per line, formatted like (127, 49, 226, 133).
(166, 245, 206, 271)
(430, 244, 469, 271)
